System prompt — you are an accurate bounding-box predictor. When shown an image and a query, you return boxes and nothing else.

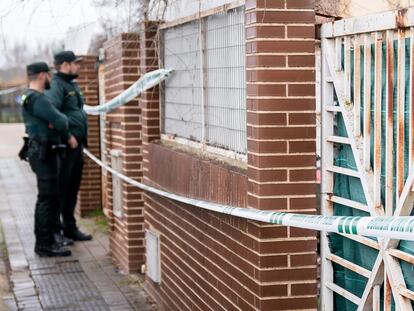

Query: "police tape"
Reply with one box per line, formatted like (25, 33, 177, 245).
(83, 69, 173, 115)
(83, 148, 414, 241)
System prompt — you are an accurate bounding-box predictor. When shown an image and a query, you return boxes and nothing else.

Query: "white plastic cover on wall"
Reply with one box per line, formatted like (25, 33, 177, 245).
(146, 229, 161, 283)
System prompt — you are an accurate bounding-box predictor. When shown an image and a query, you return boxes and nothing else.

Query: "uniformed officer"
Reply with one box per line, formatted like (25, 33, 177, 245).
(22, 62, 78, 257)
(46, 51, 92, 242)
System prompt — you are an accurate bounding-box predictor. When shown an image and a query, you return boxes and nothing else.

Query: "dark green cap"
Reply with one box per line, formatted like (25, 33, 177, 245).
(26, 62, 50, 75)
(54, 51, 83, 64)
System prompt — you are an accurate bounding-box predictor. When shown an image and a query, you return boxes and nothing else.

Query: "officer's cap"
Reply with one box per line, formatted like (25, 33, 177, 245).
(26, 62, 50, 75)
(54, 51, 83, 64)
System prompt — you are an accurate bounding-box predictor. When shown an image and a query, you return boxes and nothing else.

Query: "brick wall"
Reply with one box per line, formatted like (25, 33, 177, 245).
(145, 144, 253, 310)
(139, 22, 160, 180)
(77, 55, 102, 216)
(141, 2, 318, 308)
(97, 4, 317, 308)
(102, 33, 145, 273)
(246, 0, 318, 309)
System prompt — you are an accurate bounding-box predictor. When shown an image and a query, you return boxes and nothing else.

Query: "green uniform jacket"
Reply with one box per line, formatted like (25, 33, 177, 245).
(45, 72, 88, 145)
(21, 89, 70, 143)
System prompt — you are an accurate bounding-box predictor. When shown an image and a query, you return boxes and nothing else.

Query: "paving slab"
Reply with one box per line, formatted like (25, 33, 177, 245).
(0, 149, 153, 310)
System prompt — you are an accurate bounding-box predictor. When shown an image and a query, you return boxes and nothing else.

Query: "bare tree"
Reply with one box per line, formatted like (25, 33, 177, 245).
(0, 40, 63, 84)
(91, 0, 146, 38)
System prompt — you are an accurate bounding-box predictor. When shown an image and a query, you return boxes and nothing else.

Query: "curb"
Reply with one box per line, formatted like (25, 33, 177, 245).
(0, 188, 42, 310)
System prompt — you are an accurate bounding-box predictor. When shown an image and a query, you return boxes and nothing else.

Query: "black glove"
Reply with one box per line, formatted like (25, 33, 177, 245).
(18, 137, 29, 161)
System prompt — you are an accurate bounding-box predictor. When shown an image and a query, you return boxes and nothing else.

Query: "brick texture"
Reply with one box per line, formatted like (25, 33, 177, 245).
(102, 33, 144, 273)
(246, 0, 318, 309)
(139, 22, 160, 179)
(77, 55, 102, 215)
(97, 4, 317, 308)
(140, 3, 318, 308)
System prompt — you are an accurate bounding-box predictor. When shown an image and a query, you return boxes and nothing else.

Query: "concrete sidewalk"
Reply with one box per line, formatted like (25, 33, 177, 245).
(0, 124, 153, 310)
(0, 123, 25, 158)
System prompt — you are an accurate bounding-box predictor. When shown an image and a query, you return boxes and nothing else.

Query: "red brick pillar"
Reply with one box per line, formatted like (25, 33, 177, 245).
(246, 0, 318, 309)
(138, 21, 160, 298)
(77, 55, 102, 215)
(102, 33, 145, 273)
(139, 22, 160, 184)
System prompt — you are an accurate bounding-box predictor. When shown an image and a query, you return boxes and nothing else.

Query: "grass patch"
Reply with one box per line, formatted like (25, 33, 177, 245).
(95, 216, 108, 233)
(119, 274, 145, 289)
(84, 209, 105, 218)
(80, 209, 108, 233)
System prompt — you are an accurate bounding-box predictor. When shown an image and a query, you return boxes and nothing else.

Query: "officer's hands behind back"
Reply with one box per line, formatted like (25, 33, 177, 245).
(67, 136, 78, 149)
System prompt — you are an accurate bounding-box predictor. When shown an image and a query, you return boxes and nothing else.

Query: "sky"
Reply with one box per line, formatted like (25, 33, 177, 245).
(0, 1, 97, 62)
(0, 0, 140, 68)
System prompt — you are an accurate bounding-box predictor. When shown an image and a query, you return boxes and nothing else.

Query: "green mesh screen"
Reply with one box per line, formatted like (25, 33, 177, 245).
(330, 39, 414, 311)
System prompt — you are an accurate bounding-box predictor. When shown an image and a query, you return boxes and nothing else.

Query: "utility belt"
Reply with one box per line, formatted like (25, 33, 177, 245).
(27, 137, 67, 161)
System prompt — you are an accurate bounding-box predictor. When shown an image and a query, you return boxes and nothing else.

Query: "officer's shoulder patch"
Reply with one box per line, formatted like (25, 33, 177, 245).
(67, 91, 76, 97)
(20, 94, 27, 105)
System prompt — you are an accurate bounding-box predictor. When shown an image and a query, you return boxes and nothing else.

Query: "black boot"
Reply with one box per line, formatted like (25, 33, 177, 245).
(54, 233, 74, 246)
(64, 228, 92, 241)
(35, 243, 71, 257)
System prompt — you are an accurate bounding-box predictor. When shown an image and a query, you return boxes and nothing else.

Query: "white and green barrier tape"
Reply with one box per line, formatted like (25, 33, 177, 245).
(83, 68, 173, 115)
(83, 149, 414, 241)
(83, 68, 414, 241)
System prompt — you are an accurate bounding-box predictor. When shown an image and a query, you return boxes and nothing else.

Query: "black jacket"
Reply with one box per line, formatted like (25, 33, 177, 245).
(45, 72, 88, 145)
(21, 89, 70, 143)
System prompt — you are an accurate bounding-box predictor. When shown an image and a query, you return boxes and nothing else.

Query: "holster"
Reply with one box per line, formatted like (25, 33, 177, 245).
(28, 137, 53, 161)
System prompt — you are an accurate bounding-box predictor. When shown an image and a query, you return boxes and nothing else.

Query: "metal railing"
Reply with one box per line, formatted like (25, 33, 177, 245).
(161, 5, 246, 156)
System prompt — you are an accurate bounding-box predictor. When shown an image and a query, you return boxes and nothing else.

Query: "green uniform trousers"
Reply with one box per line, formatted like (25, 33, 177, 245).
(28, 140, 60, 247)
